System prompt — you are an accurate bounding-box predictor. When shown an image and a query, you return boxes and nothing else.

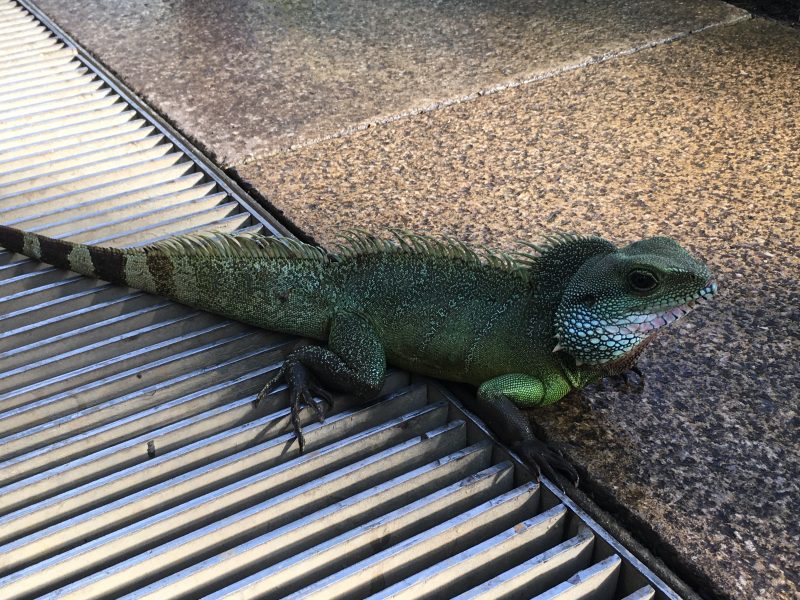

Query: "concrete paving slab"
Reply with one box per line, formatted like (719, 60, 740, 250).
(32, 0, 744, 166)
(237, 18, 799, 600)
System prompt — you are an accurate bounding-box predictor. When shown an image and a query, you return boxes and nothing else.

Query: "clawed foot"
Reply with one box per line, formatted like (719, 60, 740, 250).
(625, 365, 645, 386)
(606, 365, 645, 391)
(253, 358, 334, 452)
(512, 438, 580, 487)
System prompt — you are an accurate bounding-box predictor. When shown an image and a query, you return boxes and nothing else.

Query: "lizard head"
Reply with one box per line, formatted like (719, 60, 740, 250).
(553, 236, 717, 369)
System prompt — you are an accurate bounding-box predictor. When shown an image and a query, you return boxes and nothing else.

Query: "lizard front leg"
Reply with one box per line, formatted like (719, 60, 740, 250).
(470, 373, 578, 484)
(256, 312, 386, 451)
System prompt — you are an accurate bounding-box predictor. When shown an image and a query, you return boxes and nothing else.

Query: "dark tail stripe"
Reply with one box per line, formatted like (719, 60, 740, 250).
(89, 246, 127, 284)
(38, 235, 75, 271)
(0, 225, 24, 254)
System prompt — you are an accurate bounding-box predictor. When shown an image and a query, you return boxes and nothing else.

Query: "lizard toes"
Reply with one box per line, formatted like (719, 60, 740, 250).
(514, 439, 580, 488)
(309, 385, 334, 421)
(253, 362, 290, 408)
(288, 386, 308, 453)
(627, 365, 646, 390)
(303, 390, 326, 423)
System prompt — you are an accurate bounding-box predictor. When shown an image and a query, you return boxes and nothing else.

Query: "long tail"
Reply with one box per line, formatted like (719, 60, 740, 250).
(0, 225, 334, 338)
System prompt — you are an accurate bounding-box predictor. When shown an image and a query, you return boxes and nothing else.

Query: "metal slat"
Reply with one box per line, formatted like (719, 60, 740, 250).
(0, 121, 154, 173)
(0, 55, 80, 86)
(0, 107, 133, 149)
(369, 503, 569, 599)
(0, 25, 47, 50)
(0, 102, 127, 144)
(0, 361, 268, 502)
(454, 528, 597, 599)
(0, 178, 210, 250)
(0, 310, 256, 393)
(0, 61, 85, 93)
(0, 371, 410, 550)
(0, 271, 181, 330)
(622, 587, 657, 600)
(1, 297, 191, 358)
(0, 332, 274, 435)
(0, 274, 104, 314)
(0, 73, 102, 107)
(34, 190, 227, 240)
(0, 187, 220, 254)
(0, 7, 33, 21)
(0, 38, 59, 63)
(0, 46, 77, 73)
(0, 15, 34, 32)
(12, 418, 471, 579)
(0, 141, 174, 194)
(0, 87, 115, 125)
(0, 1, 686, 598)
(89, 202, 250, 245)
(0, 34, 67, 57)
(0, 187, 230, 270)
(0, 293, 182, 352)
(0, 79, 109, 120)
(0, 321, 248, 429)
(533, 555, 623, 600)
(0, 150, 187, 200)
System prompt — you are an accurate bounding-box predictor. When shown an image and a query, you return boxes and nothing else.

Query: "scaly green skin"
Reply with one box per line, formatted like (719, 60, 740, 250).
(0, 225, 717, 480)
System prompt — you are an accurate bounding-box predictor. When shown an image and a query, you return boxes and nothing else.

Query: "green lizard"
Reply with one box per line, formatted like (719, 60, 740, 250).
(0, 225, 716, 481)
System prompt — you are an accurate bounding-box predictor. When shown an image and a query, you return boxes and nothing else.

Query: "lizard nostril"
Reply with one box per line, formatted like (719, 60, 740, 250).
(581, 294, 598, 307)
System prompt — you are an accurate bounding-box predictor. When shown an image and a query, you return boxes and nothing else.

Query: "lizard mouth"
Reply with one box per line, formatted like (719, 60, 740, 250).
(613, 279, 718, 338)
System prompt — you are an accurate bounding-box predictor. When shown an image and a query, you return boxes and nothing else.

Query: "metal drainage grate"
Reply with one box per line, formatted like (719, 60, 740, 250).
(0, 0, 680, 598)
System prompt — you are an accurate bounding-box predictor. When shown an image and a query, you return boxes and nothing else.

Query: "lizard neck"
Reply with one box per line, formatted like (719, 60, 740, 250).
(555, 332, 657, 391)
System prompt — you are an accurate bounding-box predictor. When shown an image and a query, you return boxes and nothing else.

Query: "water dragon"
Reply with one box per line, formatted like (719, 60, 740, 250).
(0, 225, 717, 481)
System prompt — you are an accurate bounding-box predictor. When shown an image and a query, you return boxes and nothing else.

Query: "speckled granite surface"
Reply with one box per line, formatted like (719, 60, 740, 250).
(237, 19, 800, 599)
(32, 0, 745, 165)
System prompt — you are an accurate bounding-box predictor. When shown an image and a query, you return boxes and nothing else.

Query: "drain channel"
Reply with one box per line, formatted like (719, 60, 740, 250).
(0, 0, 681, 597)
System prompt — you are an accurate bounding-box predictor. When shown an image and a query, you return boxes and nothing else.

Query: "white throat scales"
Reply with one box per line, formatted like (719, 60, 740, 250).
(554, 281, 717, 366)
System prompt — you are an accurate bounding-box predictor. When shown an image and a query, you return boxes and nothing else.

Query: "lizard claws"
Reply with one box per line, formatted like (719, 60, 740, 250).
(254, 358, 335, 452)
(305, 383, 334, 422)
(603, 365, 645, 391)
(621, 365, 645, 389)
(253, 363, 287, 409)
(512, 438, 580, 488)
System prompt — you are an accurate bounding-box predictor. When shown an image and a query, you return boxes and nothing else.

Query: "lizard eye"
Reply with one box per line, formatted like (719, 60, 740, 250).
(628, 269, 659, 292)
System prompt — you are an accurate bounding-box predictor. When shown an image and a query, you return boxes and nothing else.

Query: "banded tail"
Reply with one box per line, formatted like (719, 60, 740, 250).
(0, 224, 334, 338)
(0, 224, 132, 285)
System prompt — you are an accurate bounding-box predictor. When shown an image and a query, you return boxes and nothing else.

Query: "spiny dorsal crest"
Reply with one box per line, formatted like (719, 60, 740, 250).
(335, 228, 522, 274)
(508, 232, 615, 270)
(334, 229, 610, 283)
(146, 231, 330, 262)
(143, 229, 612, 282)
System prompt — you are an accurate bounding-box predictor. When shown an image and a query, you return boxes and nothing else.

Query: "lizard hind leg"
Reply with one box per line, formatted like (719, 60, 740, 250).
(255, 312, 387, 452)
